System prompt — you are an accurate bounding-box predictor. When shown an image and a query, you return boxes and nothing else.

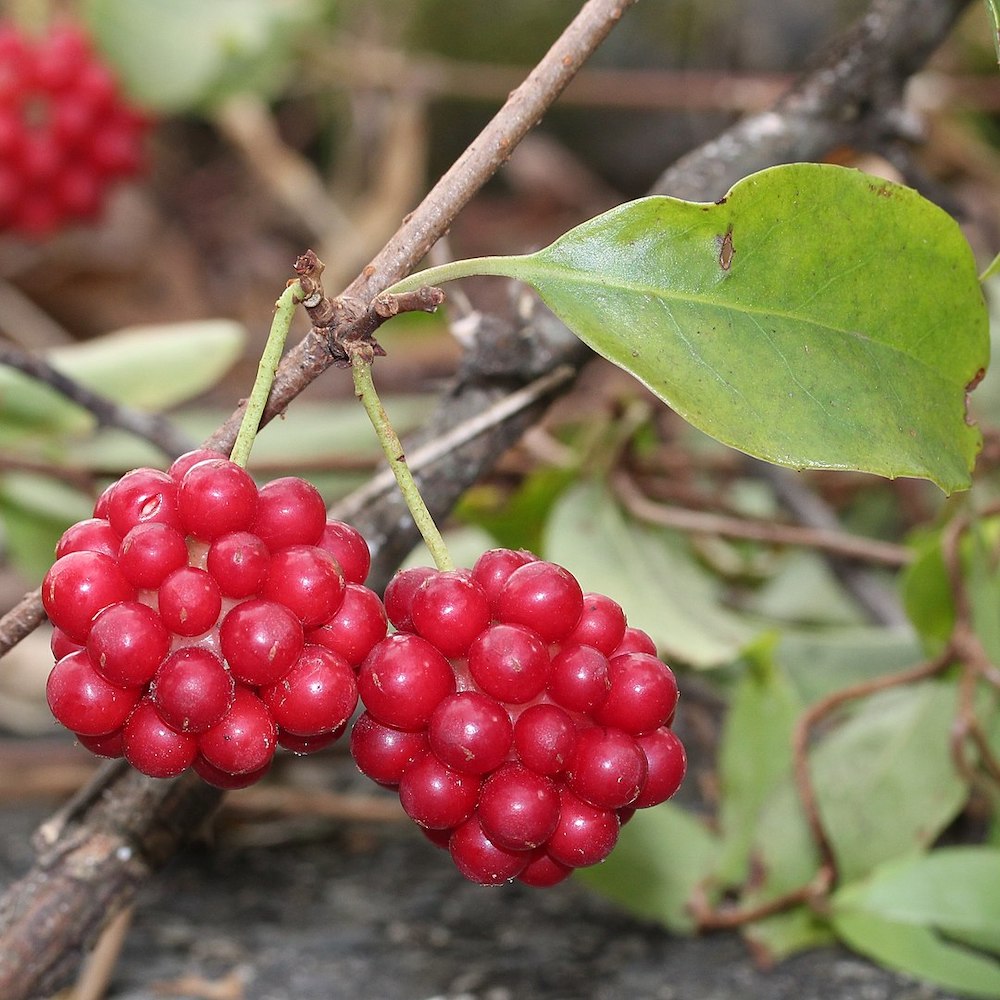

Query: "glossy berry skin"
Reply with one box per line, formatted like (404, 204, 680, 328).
(318, 520, 371, 584)
(45, 462, 381, 788)
(355, 549, 685, 888)
(0, 21, 150, 238)
(46, 649, 139, 736)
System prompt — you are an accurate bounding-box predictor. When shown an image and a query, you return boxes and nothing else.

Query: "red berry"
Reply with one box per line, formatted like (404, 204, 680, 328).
(546, 789, 620, 868)
(50, 627, 82, 660)
(317, 520, 371, 584)
(357, 633, 456, 730)
(42, 550, 135, 642)
(260, 545, 345, 629)
(46, 649, 139, 736)
(382, 566, 436, 632)
(398, 751, 479, 830)
(518, 849, 573, 888)
(547, 644, 611, 715)
(448, 815, 529, 886)
(193, 755, 271, 789)
(410, 571, 490, 658)
(76, 728, 125, 759)
(168, 449, 226, 482)
(157, 566, 222, 637)
(252, 477, 327, 550)
(428, 691, 513, 775)
(564, 593, 627, 656)
(633, 727, 687, 808)
(260, 645, 357, 737)
(198, 687, 277, 775)
(151, 647, 233, 733)
(471, 548, 536, 612)
(511, 703, 577, 777)
(611, 627, 657, 658)
(122, 699, 198, 779)
(467, 623, 549, 704)
(594, 652, 679, 735)
(307, 582, 387, 667)
(206, 531, 270, 598)
(477, 763, 560, 851)
(219, 599, 303, 686)
(567, 726, 647, 809)
(55, 517, 119, 559)
(177, 459, 258, 541)
(87, 600, 169, 687)
(496, 561, 583, 643)
(117, 522, 189, 589)
(105, 468, 180, 537)
(350, 711, 428, 787)
(277, 727, 344, 755)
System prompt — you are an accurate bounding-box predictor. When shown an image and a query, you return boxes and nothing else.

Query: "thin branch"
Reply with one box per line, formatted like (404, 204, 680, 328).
(0, 587, 45, 661)
(614, 471, 912, 567)
(0, 344, 196, 461)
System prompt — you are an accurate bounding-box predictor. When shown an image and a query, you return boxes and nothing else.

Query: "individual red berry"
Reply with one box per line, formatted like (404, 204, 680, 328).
(117, 522, 189, 589)
(633, 727, 687, 808)
(55, 517, 119, 559)
(177, 459, 258, 541)
(50, 627, 82, 660)
(260, 645, 357, 737)
(410, 571, 491, 659)
(350, 712, 428, 787)
(260, 545, 345, 629)
(204, 531, 267, 599)
(547, 644, 611, 715)
(168, 449, 226, 482)
(307, 582, 387, 667)
(496, 560, 583, 643)
(76, 728, 125, 759)
(477, 763, 560, 851)
(546, 789, 620, 868)
(564, 593, 627, 656)
(448, 815, 529, 886)
(397, 751, 479, 830)
(567, 726, 647, 809)
(252, 477, 327, 550)
(357, 633, 456, 730)
(428, 691, 513, 775)
(594, 652, 678, 735)
(198, 687, 277, 775)
(87, 600, 169, 687)
(105, 468, 180, 537)
(611, 626, 657, 658)
(193, 755, 271, 789)
(467, 623, 549, 704)
(518, 849, 573, 888)
(219, 599, 303, 686)
(157, 566, 222, 637)
(42, 550, 135, 642)
(511, 703, 577, 777)
(382, 565, 436, 632)
(471, 548, 537, 612)
(277, 726, 345, 755)
(317, 520, 371, 584)
(151, 647, 233, 734)
(46, 649, 139, 736)
(122, 699, 198, 779)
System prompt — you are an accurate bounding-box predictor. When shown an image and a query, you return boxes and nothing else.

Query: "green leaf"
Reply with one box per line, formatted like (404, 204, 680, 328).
(84, 0, 321, 111)
(0, 321, 245, 438)
(716, 641, 802, 884)
(576, 803, 719, 933)
(394, 164, 988, 493)
(811, 680, 968, 883)
(543, 481, 757, 667)
(986, 0, 1000, 66)
(832, 851, 1000, 997)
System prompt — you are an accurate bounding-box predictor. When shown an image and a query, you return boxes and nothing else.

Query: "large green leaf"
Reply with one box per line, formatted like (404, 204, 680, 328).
(85, 0, 321, 111)
(392, 164, 988, 492)
(832, 850, 1000, 997)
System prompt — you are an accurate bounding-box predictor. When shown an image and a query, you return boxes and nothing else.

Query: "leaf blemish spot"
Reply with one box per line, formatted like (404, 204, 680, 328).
(717, 225, 735, 272)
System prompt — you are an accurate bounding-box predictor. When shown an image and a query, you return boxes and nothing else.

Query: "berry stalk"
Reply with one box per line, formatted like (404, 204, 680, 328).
(350, 353, 455, 572)
(229, 281, 305, 468)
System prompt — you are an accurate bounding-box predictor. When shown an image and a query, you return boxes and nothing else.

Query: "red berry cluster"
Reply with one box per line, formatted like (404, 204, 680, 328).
(0, 21, 149, 236)
(352, 549, 686, 887)
(42, 450, 387, 788)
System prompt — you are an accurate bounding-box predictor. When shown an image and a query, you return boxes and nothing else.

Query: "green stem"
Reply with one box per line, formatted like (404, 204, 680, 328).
(230, 281, 304, 468)
(382, 255, 526, 296)
(351, 354, 455, 572)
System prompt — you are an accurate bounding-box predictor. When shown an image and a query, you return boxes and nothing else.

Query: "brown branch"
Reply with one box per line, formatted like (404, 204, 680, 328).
(0, 587, 45, 661)
(0, 343, 196, 461)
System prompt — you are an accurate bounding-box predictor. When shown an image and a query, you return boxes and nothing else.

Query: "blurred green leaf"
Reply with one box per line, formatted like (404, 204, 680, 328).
(985, 0, 1000, 66)
(544, 481, 758, 667)
(85, 0, 322, 111)
(576, 803, 719, 933)
(901, 529, 956, 653)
